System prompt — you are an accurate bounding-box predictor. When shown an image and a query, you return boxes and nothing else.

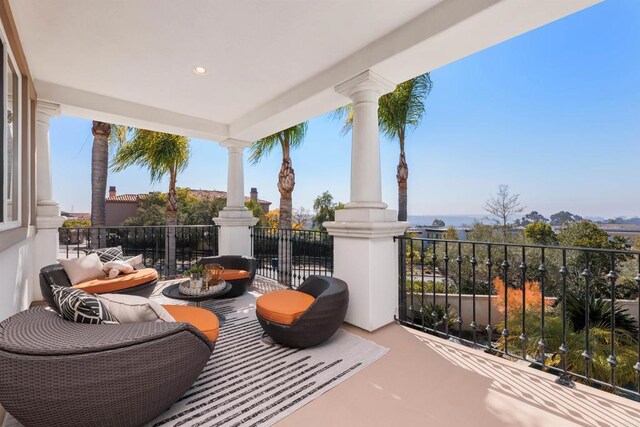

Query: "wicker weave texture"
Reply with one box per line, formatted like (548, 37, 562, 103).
(257, 275, 349, 348)
(0, 308, 213, 427)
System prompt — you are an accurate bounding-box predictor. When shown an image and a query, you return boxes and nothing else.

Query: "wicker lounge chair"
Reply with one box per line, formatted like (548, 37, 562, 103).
(198, 255, 258, 298)
(39, 263, 158, 308)
(256, 275, 348, 348)
(0, 307, 214, 427)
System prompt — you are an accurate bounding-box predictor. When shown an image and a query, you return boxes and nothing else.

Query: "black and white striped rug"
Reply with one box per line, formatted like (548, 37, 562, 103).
(147, 290, 388, 427)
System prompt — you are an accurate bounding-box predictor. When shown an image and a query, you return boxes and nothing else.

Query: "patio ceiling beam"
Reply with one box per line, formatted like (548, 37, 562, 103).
(228, 0, 600, 142)
(35, 81, 229, 142)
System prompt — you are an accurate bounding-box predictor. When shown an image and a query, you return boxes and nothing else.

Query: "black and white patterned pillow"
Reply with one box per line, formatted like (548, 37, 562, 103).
(84, 247, 146, 270)
(123, 254, 146, 271)
(84, 246, 124, 263)
(51, 285, 118, 324)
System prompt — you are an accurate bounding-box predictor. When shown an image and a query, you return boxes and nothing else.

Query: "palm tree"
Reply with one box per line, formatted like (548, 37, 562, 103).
(249, 123, 307, 286)
(337, 73, 433, 221)
(249, 123, 308, 229)
(111, 129, 190, 277)
(90, 121, 111, 247)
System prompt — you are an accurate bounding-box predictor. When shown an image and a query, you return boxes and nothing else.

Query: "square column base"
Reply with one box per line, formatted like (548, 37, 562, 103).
(213, 208, 258, 257)
(324, 208, 408, 331)
(34, 213, 66, 301)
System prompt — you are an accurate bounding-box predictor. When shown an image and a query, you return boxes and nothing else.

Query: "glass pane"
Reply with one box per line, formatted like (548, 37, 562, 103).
(5, 59, 19, 222)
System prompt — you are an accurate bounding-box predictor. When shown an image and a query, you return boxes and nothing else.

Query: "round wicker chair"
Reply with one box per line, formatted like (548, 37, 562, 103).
(256, 276, 349, 348)
(198, 255, 258, 298)
(39, 263, 157, 308)
(0, 307, 214, 427)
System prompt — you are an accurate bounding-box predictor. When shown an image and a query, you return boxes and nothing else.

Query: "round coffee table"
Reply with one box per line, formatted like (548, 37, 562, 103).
(162, 281, 232, 324)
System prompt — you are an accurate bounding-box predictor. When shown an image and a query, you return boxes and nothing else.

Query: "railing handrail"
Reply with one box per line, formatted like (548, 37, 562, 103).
(395, 236, 640, 255)
(250, 226, 328, 233)
(59, 225, 217, 230)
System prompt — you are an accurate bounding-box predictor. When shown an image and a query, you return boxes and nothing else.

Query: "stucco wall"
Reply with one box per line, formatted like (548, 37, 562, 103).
(105, 202, 139, 226)
(0, 229, 36, 321)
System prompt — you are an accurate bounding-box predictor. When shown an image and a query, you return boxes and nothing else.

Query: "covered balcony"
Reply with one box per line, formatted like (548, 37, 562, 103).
(2, 0, 638, 426)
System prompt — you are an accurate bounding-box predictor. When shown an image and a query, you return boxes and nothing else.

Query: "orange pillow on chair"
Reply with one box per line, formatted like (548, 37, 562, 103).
(256, 290, 315, 325)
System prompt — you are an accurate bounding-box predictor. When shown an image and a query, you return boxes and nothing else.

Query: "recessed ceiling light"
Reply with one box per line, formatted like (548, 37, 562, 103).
(193, 66, 208, 75)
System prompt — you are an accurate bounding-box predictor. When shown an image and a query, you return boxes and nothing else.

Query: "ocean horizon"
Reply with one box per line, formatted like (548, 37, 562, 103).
(407, 214, 486, 227)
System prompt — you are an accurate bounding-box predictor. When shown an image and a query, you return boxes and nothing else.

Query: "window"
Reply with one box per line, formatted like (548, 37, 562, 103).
(0, 33, 21, 227)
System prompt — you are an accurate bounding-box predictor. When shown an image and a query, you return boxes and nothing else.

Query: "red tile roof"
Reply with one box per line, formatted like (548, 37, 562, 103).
(106, 194, 141, 202)
(106, 189, 271, 204)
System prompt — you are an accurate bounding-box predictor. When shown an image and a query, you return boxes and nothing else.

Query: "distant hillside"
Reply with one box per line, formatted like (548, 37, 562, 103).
(408, 215, 486, 227)
(593, 216, 640, 225)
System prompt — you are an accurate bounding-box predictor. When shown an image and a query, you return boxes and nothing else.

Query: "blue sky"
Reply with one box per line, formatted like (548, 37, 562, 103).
(50, 0, 640, 218)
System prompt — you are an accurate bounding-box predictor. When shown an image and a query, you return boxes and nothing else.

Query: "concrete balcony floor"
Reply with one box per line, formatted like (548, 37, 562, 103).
(278, 327, 640, 426)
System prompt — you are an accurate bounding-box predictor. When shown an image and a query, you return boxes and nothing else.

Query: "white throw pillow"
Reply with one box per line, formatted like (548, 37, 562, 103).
(97, 293, 175, 323)
(102, 260, 135, 278)
(57, 254, 105, 286)
(124, 254, 143, 267)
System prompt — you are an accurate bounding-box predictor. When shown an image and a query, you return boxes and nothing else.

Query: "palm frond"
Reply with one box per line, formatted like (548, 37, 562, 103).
(332, 104, 354, 135)
(333, 72, 433, 142)
(378, 72, 432, 142)
(249, 122, 308, 164)
(248, 134, 281, 165)
(108, 125, 132, 156)
(110, 128, 190, 184)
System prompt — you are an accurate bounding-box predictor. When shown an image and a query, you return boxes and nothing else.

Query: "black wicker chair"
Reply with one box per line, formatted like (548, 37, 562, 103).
(257, 276, 348, 348)
(0, 307, 214, 427)
(198, 255, 258, 298)
(39, 263, 157, 308)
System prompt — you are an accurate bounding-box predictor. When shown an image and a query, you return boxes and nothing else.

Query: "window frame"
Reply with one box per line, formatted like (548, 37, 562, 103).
(0, 22, 22, 232)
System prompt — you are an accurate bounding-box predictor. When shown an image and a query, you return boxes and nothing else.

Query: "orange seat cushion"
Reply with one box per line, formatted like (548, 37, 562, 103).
(220, 269, 251, 281)
(163, 305, 220, 342)
(256, 290, 315, 326)
(73, 268, 158, 294)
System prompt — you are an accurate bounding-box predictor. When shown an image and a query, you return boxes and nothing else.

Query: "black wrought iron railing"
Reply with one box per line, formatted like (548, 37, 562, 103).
(250, 227, 333, 289)
(59, 225, 218, 279)
(396, 236, 640, 399)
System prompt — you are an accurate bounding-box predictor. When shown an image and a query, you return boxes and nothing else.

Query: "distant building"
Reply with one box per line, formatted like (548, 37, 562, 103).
(407, 226, 469, 241)
(105, 186, 271, 226)
(61, 211, 90, 220)
(595, 223, 640, 243)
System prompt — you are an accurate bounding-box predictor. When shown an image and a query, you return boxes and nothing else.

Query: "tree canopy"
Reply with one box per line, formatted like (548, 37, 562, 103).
(524, 221, 557, 245)
(312, 191, 344, 231)
(123, 189, 226, 226)
(483, 184, 525, 239)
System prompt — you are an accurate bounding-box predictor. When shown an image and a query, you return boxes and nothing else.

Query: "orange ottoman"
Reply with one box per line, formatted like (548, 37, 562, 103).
(163, 305, 220, 343)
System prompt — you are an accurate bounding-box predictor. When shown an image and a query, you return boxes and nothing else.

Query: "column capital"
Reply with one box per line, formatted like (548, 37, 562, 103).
(35, 101, 61, 124)
(335, 70, 396, 100)
(220, 138, 252, 149)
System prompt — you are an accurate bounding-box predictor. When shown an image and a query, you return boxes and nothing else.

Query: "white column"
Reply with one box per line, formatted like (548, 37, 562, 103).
(33, 101, 66, 301)
(225, 143, 246, 210)
(213, 138, 258, 256)
(324, 70, 409, 331)
(35, 101, 61, 217)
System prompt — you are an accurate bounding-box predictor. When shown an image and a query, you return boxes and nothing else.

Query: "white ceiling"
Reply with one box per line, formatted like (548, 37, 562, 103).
(10, 0, 600, 142)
